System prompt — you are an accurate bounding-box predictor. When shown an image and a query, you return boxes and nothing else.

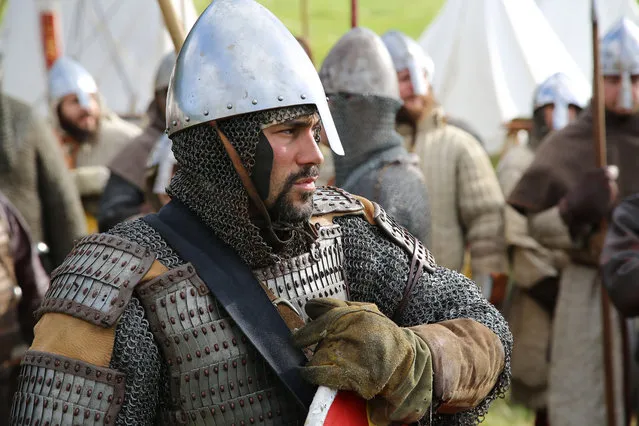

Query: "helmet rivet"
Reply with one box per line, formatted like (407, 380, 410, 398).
(226, 104, 233, 110)
(204, 110, 210, 116)
(252, 99, 258, 105)
(171, 120, 177, 126)
(277, 96, 284, 101)
(185, 117, 190, 122)
(300, 94, 307, 100)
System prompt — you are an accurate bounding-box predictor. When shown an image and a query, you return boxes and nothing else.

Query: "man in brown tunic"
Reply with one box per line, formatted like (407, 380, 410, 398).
(98, 52, 176, 231)
(508, 18, 639, 426)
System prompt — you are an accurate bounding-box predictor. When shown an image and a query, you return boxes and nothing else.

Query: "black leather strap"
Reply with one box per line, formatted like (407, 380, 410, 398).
(142, 200, 315, 410)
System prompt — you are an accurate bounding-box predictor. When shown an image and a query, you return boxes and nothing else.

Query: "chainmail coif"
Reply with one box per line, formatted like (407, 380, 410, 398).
(329, 93, 404, 185)
(167, 105, 318, 269)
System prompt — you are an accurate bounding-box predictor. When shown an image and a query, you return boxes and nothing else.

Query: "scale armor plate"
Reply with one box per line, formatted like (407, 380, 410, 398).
(11, 351, 126, 425)
(36, 234, 155, 327)
(135, 262, 304, 424)
(312, 186, 364, 216)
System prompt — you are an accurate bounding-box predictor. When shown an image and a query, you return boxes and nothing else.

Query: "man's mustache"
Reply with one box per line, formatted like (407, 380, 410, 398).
(287, 165, 320, 185)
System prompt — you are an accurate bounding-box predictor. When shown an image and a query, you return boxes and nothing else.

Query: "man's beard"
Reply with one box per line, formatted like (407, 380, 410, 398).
(396, 93, 434, 126)
(58, 106, 99, 143)
(268, 165, 320, 223)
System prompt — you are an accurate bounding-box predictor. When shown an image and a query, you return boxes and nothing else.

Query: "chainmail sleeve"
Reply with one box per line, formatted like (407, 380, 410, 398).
(334, 215, 512, 426)
(106, 219, 184, 425)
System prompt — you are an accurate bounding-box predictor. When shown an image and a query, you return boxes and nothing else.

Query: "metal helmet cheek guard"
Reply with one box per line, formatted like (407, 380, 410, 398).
(381, 30, 434, 97)
(154, 51, 176, 92)
(166, 0, 343, 156)
(601, 18, 639, 111)
(533, 72, 587, 130)
(48, 56, 98, 109)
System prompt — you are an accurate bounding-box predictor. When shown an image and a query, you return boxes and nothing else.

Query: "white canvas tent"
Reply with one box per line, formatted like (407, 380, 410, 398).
(1, 0, 198, 118)
(536, 0, 639, 82)
(419, 0, 591, 154)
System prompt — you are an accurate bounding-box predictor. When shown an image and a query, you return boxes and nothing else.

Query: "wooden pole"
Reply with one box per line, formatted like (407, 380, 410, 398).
(157, 0, 186, 53)
(351, 0, 357, 28)
(591, 2, 622, 425)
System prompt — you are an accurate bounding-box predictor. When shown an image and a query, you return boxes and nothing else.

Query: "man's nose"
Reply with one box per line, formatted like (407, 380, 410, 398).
(297, 129, 324, 166)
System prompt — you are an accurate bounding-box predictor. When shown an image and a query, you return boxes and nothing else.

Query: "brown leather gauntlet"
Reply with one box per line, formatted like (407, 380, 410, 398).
(409, 318, 505, 414)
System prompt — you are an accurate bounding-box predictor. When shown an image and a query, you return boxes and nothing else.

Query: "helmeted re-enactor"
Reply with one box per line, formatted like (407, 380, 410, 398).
(48, 57, 142, 232)
(98, 52, 176, 232)
(319, 27, 431, 244)
(508, 18, 639, 426)
(381, 30, 506, 283)
(496, 72, 586, 420)
(10, 1, 511, 425)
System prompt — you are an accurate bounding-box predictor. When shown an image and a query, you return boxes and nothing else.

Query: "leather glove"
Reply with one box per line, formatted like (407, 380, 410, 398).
(558, 167, 618, 239)
(292, 298, 433, 424)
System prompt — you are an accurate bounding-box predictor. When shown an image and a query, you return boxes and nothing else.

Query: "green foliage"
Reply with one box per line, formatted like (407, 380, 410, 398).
(193, 0, 445, 66)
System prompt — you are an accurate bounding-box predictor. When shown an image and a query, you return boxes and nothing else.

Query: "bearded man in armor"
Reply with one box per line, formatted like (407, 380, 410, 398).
(0, 70, 85, 271)
(98, 52, 176, 232)
(509, 18, 639, 426)
(319, 27, 431, 244)
(381, 30, 506, 289)
(10, 1, 511, 425)
(48, 57, 141, 233)
(496, 72, 586, 425)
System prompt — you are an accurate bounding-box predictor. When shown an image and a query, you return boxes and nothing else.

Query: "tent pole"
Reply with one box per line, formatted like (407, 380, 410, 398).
(351, 0, 357, 27)
(157, 0, 186, 53)
(37, 0, 63, 69)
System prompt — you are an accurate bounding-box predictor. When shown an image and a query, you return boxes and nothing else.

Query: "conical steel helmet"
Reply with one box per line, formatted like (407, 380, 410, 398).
(381, 30, 434, 97)
(166, 0, 344, 155)
(320, 27, 400, 101)
(48, 56, 98, 109)
(601, 18, 639, 111)
(533, 72, 587, 130)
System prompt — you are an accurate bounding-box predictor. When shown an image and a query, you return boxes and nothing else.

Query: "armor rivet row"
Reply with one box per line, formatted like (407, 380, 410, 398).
(84, 410, 91, 419)
(193, 329, 199, 338)
(221, 405, 226, 413)
(63, 403, 68, 413)
(259, 414, 264, 421)
(53, 401, 58, 410)
(214, 366, 219, 374)
(220, 321, 226, 330)
(161, 299, 166, 307)
(220, 385, 225, 392)
(87, 388, 93, 397)
(97, 392, 103, 400)
(227, 104, 233, 109)
(223, 342, 229, 349)
(170, 317, 176, 324)
(242, 357, 247, 364)
(170, 295, 176, 303)
(190, 287, 195, 296)
(278, 95, 284, 101)
(180, 313, 186, 321)
(188, 266, 194, 273)
(174, 336, 180, 344)
(230, 401, 235, 409)
(208, 304, 214, 312)
(301, 94, 307, 99)
(198, 307, 205, 315)
(202, 326, 208, 335)
(74, 407, 80, 416)
(177, 356, 183, 364)
(185, 117, 190, 122)
(95, 413, 101, 421)
(210, 407, 215, 415)
(180, 290, 186, 299)
(172, 120, 177, 126)
(191, 393, 196, 401)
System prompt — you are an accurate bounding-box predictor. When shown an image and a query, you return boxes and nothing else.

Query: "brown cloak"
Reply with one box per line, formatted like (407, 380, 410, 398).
(508, 106, 639, 214)
(108, 100, 165, 191)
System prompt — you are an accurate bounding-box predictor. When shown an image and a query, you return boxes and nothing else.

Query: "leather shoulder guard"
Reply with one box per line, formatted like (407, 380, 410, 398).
(372, 202, 436, 273)
(36, 233, 156, 327)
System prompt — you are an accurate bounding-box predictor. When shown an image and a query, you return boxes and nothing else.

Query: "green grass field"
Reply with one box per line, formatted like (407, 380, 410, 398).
(191, 1, 535, 424)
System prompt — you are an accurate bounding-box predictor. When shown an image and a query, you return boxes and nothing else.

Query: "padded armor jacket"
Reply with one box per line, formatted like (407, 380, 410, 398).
(10, 188, 512, 426)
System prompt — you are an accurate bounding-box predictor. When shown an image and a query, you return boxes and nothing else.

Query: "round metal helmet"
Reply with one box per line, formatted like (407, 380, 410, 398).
(319, 27, 399, 100)
(48, 56, 98, 109)
(154, 51, 176, 92)
(533, 72, 586, 130)
(601, 18, 639, 110)
(166, 0, 344, 155)
(381, 30, 434, 96)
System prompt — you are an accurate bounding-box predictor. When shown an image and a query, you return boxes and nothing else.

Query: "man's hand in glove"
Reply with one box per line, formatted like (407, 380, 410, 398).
(292, 298, 433, 424)
(559, 166, 619, 238)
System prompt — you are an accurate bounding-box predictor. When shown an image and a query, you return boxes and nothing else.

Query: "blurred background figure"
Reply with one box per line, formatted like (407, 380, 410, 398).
(0, 190, 48, 420)
(0, 62, 85, 272)
(98, 52, 175, 231)
(497, 72, 585, 426)
(48, 56, 141, 232)
(382, 29, 506, 290)
(320, 27, 431, 243)
(144, 133, 178, 212)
